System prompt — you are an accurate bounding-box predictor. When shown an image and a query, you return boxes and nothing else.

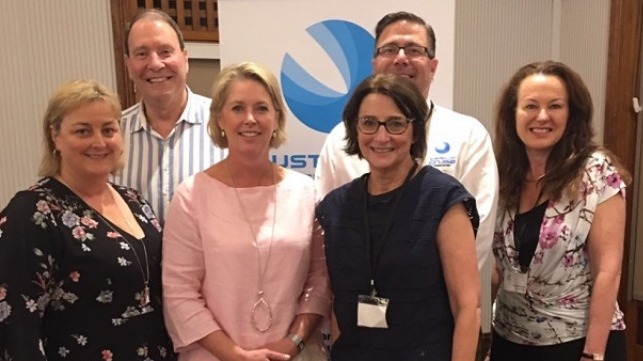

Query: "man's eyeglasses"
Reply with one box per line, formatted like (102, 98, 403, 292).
(357, 116, 414, 135)
(376, 44, 431, 59)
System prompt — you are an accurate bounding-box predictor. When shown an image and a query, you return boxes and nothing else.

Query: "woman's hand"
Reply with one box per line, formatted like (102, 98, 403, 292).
(263, 338, 298, 360)
(238, 347, 292, 361)
(198, 330, 292, 361)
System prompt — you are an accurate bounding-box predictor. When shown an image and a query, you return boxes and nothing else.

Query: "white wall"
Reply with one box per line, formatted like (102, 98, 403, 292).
(454, 0, 609, 140)
(454, 0, 554, 132)
(0, 0, 116, 206)
(559, 0, 610, 143)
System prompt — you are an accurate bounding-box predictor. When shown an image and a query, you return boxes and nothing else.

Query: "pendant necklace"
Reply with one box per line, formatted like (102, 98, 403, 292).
(58, 177, 151, 307)
(103, 186, 151, 307)
(225, 160, 277, 333)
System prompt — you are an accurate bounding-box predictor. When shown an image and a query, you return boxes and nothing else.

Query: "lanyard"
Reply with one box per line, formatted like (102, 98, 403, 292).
(426, 100, 435, 127)
(362, 161, 418, 296)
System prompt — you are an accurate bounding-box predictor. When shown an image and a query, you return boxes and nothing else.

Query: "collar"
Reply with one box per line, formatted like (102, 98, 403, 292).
(128, 86, 200, 133)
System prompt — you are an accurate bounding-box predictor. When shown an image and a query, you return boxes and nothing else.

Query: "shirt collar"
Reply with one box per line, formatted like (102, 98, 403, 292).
(130, 86, 200, 133)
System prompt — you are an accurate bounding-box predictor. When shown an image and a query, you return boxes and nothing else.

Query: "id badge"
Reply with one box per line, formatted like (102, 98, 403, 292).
(357, 294, 389, 328)
(503, 268, 528, 294)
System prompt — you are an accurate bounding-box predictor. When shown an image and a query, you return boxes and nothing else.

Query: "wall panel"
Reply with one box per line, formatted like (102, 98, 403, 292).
(454, 0, 554, 134)
(559, 0, 611, 143)
(0, 0, 116, 206)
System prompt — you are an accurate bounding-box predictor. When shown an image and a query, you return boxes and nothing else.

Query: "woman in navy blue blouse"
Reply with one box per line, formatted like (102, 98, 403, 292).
(316, 74, 480, 361)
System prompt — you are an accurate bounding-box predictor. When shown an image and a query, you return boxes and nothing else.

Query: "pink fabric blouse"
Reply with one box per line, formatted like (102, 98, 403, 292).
(162, 169, 331, 360)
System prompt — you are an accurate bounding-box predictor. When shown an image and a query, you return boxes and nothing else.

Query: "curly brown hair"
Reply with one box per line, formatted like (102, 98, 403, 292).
(494, 60, 630, 210)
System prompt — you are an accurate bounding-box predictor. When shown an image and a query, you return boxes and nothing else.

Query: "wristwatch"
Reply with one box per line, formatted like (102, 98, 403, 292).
(287, 333, 305, 352)
(581, 352, 604, 360)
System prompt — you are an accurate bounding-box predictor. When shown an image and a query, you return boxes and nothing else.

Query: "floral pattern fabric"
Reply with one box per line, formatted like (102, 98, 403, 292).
(0, 177, 174, 360)
(492, 151, 626, 345)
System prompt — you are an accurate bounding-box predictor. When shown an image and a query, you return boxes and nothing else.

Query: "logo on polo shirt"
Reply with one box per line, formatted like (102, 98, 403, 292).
(435, 142, 450, 154)
(430, 142, 456, 167)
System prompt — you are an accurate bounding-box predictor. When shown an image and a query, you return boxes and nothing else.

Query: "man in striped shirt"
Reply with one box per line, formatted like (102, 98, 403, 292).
(113, 9, 226, 223)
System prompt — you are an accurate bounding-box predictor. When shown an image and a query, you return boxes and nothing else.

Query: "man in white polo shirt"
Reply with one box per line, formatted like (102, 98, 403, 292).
(316, 11, 498, 270)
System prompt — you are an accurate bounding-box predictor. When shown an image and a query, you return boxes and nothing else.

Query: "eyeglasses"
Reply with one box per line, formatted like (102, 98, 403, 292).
(357, 116, 413, 135)
(376, 44, 431, 59)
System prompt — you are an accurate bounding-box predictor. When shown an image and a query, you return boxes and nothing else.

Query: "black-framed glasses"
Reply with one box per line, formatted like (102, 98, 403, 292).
(376, 44, 430, 58)
(357, 116, 414, 135)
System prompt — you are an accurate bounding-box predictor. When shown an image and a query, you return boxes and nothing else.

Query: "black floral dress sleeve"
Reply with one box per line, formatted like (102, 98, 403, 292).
(0, 178, 174, 361)
(0, 184, 56, 360)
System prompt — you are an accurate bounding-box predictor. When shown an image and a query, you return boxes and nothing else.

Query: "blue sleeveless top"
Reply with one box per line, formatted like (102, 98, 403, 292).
(316, 166, 478, 361)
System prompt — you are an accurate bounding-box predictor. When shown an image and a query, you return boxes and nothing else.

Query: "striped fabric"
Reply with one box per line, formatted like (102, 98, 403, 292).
(113, 88, 227, 223)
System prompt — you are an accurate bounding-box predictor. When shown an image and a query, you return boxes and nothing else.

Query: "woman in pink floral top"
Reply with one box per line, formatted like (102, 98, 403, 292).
(0, 80, 173, 360)
(491, 61, 630, 361)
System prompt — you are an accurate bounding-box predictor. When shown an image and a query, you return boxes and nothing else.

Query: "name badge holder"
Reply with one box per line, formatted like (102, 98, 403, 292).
(503, 268, 528, 294)
(357, 283, 390, 328)
(356, 162, 418, 329)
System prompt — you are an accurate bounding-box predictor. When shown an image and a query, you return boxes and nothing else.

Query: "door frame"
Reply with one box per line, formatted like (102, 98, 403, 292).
(605, 0, 643, 359)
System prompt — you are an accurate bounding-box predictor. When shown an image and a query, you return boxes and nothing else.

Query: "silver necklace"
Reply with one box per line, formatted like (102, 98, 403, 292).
(57, 177, 151, 307)
(106, 187, 151, 307)
(224, 160, 277, 333)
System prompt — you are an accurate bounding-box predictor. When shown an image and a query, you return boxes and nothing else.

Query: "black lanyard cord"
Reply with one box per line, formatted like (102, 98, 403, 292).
(362, 161, 419, 296)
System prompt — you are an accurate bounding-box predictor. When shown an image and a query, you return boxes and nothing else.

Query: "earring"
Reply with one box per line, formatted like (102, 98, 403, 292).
(52, 149, 59, 158)
(221, 130, 226, 138)
(272, 131, 276, 139)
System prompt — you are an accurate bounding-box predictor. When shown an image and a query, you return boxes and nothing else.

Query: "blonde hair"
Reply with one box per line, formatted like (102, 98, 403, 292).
(39, 79, 122, 177)
(208, 61, 287, 148)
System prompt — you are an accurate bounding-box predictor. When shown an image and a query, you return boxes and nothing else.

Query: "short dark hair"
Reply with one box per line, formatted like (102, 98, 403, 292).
(374, 11, 436, 59)
(124, 9, 185, 56)
(495, 60, 630, 209)
(343, 74, 429, 160)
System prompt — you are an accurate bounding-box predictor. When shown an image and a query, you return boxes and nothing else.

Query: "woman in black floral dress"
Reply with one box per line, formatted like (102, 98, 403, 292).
(0, 80, 174, 360)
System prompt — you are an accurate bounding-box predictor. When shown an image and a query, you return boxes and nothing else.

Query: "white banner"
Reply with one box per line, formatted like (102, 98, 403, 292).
(219, 1, 455, 176)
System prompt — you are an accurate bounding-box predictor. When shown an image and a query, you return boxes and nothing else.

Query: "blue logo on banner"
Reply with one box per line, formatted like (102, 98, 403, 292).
(281, 20, 374, 133)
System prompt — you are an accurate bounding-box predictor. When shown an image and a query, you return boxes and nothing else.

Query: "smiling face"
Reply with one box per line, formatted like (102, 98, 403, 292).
(218, 78, 278, 158)
(52, 100, 122, 180)
(371, 20, 437, 98)
(515, 74, 569, 159)
(357, 93, 414, 174)
(125, 18, 188, 106)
